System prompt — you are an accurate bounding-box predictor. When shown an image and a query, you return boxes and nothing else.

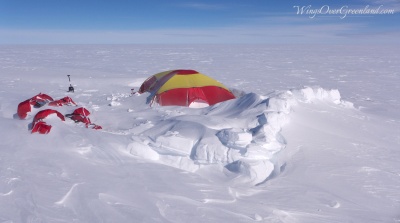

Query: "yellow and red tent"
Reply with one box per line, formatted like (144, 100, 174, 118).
(139, 70, 235, 107)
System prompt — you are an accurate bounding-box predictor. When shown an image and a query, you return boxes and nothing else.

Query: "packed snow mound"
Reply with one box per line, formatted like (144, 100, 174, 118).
(126, 86, 353, 185)
(291, 87, 354, 108)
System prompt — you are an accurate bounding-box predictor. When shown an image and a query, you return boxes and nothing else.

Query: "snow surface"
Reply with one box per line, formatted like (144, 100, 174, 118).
(0, 45, 399, 222)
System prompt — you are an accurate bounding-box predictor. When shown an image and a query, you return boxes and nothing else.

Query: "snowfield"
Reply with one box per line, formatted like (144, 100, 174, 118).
(0, 45, 399, 222)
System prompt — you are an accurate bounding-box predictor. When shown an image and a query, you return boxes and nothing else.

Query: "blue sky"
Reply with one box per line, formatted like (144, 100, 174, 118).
(0, 0, 399, 44)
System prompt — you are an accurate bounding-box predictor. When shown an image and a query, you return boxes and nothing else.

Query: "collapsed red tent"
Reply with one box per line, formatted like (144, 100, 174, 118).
(33, 109, 65, 123)
(66, 107, 91, 124)
(31, 109, 65, 134)
(17, 93, 54, 119)
(48, 96, 77, 107)
(31, 121, 52, 134)
(18, 94, 102, 133)
(66, 107, 102, 130)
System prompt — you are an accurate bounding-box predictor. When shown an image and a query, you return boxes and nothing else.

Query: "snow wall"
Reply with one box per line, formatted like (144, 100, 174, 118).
(126, 87, 353, 185)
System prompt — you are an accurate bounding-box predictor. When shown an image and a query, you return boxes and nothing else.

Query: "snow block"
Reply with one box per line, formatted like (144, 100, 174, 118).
(292, 87, 342, 104)
(267, 95, 294, 114)
(127, 141, 160, 161)
(216, 128, 252, 149)
(252, 112, 287, 145)
(153, 132, 195, 156)
(244, 144, 273, 159)
(192, 141, 230, 164)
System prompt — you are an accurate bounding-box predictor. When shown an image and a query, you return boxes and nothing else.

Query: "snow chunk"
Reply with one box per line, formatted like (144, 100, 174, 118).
(127, 141, 159, 161)
(293, 87, 338, 103)
(266, 92, 296, 114)
(217, 128, 252, 149)
(153, 131, 195, 156)
(290, 87, 354, 108)
(109, 101, 121, 106)
(193, 137, 231, 164)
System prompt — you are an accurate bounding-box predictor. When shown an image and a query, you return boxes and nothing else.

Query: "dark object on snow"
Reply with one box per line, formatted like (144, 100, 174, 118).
(68, 84, 74, 93)
(67, 75, 74, 92)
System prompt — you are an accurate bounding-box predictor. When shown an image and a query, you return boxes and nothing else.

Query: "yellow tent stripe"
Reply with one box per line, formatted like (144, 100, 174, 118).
(157, 73, 229, 94)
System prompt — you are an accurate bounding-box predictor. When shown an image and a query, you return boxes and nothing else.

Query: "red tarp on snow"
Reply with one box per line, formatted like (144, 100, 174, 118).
(31, 121, 52, 134)
(31, 109, 65, 134)
(48, 96, 77, 107)
(66, 107, 102, 130)
(18, 93, 102, 134)
(17, 93, 54, 119)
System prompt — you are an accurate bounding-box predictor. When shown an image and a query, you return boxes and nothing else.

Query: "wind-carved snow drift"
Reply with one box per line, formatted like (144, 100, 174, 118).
(127, 87, 353, 185)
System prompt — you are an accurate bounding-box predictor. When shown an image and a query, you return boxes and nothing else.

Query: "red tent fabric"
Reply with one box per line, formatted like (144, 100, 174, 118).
(48, 96, 77, 107)
(17, 94, 102, 134)
(31, 121, 52, 134)
(72, 107, 90, 116)
(87, 123, 102, 130)
(33, 109, 65, 123)
(139, 70, 235, 107)
(31, 109, 65, 134)
(67, 107, 91, 124)
(17, 93, 54, 119)
(70, 115, 91, 125)
(31, 93, 54, 106)
(66, 107, 102, 130)
(17, 99, 32, 119)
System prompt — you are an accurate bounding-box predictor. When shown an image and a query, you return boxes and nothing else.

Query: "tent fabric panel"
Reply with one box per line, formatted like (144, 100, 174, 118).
(33, 93, 54, 102)
(33, 109, 65, 123)
(201, 86, 235, 105)
(157, 88, 195, 106)
(154, 69, 198, 77)
(138, 75, 157, 93)
(157, 86, 235, 106)
(48, 96, 77, 107)
(138, 70, 174, 93)
(17, 99, 31, 119)
(157, 73, 229, 94)
(17, 93, 54, 119)
(72, 107, 91, 117)
(31, 121, 52, 134)
(175, 70, 199, 75)
(144, 70, 179, 96)
(154, 70, 174, 79)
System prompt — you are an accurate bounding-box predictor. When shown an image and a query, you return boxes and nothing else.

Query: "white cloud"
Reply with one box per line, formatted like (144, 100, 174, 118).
(1, 12, 399, 45)
(1, 21, 398, 45)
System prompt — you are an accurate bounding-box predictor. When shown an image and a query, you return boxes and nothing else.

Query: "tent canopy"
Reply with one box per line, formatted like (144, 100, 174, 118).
(139, 70, 235, 107)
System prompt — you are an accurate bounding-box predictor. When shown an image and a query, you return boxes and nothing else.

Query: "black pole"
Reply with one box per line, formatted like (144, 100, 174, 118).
(67, 75, 74, 93)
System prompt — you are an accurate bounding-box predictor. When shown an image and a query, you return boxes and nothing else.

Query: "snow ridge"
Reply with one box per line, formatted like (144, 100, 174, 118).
(127, 86, 352, 185)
